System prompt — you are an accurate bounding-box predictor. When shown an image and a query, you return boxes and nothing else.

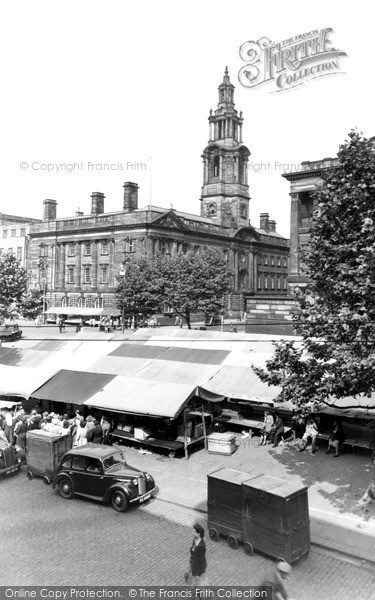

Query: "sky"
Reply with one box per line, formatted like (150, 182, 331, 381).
(1, 1, 374, 238)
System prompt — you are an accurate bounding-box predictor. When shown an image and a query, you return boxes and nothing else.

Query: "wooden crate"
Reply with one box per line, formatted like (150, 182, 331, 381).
(26, 430, 72, 481)
(242, 474, 310, 563)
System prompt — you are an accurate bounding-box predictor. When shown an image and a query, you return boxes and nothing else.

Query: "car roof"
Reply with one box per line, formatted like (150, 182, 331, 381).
(66, 444, 122, 459)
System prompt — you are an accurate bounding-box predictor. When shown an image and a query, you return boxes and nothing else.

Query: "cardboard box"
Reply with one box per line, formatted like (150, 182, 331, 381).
(134, 426, 152, 441)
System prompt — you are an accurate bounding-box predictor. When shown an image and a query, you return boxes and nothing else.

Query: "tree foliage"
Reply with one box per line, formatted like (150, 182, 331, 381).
(159, 249, 233, 329)
(254, 131, 375, 404)
(115, 257, 163, 326)
(0, 252, 28, 322)
(20, 288, 44, 320)
(115, 248, 233, 329)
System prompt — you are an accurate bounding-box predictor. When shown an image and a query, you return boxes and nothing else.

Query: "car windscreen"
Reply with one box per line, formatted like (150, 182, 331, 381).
(103, 452, 126, 470)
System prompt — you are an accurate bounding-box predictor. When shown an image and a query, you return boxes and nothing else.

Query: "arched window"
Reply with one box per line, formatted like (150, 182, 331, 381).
(213, 155, 220, 177)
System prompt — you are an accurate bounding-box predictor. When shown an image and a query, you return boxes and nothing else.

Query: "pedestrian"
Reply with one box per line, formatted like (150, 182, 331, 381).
(269, 412, 284, 448)
(259, 411, 274, 445)
(326, 419, 345, 457)
(14, 415, 28, 450)
(291, 409, 306, 442)
(3, 409, 14, 444)
(186, 523, 208, 586)
(299, 415, 319, 454)
(100, 415, 112, 444)
(86, 419, 103, 444)
(61, 317, 66, 332)
(74, 420, 88, 447)
(260, 559, 293, 600)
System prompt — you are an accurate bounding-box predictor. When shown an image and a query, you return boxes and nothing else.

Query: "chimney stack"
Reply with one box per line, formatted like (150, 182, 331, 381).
(91, 192, 105, 215)
(268, 219, 276, 232)
(259, 212, 269, 231)
(123, 182, 139, 213)
(43, 199, 57, 221)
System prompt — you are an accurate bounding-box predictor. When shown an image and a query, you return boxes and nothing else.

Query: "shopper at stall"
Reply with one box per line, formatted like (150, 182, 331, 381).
(100, 415, 112, 443)
(259, 411, 274, 446)
(75, 420, 88, 447)
(326, 419, 345, 457)
(86, 419, 103, 444)
(14, 415, 28, 450)
(3, 409, 14, 444)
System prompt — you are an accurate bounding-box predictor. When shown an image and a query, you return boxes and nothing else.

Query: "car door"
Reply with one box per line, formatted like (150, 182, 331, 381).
(80, 458, 109, 498)
(69, 455, 89, 494)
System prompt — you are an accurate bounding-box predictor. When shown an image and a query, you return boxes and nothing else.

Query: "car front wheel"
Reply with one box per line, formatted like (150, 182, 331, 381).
(111, 490, 128, 512)
(58, 478, 74, 499)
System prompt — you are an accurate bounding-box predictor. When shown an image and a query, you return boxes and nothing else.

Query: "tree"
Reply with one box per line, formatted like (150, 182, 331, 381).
(159, 248, 233, 329)
(0, 252, 28, 322)
(254, 131, 375, 405)
(20, 288, 44, 320)
(115, 256, 163, 327)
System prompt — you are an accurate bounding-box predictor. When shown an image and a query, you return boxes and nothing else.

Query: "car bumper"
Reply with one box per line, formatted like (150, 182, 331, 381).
(130, 485, 159, 504)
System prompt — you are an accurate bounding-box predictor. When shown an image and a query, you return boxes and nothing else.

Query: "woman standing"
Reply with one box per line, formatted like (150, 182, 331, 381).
(14, 415, 28, 451)
(75, 420, 88, 447)
(259, 411, 274, 446)
(188, 523, 207, 585)
(4, 409, 14, 444)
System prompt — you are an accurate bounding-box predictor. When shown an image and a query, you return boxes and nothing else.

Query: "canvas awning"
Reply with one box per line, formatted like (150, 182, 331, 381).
(84, 376, 196, 419)
(31, 369, 116, 405)
(0, 364, 58, 400)
(46, 307, 103, 316)
(197, 365, 279, 405)
(101, 307, 121, 317)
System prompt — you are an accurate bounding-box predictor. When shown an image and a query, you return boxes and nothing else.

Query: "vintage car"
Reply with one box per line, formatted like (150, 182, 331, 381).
(0, 322, 22, 342)
(52, 444, 159, 512)
(0, 439, 26, 477)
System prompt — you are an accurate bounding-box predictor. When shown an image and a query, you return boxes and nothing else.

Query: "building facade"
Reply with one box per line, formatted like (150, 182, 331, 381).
(282, 157, 339, 291)
(27, 70, 290, 317)
(0, 213, 41, 267)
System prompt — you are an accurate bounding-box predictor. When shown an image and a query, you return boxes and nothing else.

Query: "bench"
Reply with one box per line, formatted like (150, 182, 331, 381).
(214, 417, 292, 441)
(317, 430, 371, 452)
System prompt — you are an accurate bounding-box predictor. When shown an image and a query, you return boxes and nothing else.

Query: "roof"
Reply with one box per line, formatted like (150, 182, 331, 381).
(31, 369, 116, 404)
(197, 365, 279, 404)
(65, 444, 120, 458)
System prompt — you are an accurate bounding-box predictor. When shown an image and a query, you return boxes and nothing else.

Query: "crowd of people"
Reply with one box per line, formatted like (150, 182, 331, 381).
(0, 406, 114, 450)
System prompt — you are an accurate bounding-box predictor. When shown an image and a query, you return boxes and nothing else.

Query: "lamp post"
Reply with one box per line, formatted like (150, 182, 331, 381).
(119, 270, 125, 333)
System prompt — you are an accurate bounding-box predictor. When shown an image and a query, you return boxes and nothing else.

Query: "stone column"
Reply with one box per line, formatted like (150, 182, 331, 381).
(58, 244, 66, 289)
(234, 249, 239, 290)
(248, 251, 255, 293)
(75, 242, 81, 288)
(171, 240, 178, 257)
(91, 241, 98, 289)
(290, 193, 301, 278)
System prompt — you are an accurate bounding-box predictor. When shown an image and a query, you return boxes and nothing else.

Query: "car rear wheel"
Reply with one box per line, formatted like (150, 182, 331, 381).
(111, 490, 128, 512)
(58, 478, 74, 499)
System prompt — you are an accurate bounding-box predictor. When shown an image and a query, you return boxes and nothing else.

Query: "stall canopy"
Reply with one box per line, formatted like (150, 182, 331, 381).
(31, 369, 116, 405)
(84, 376, 197, 419)
(0, 364, 59, 400)
(46, 307, 103, 316)
(315, 396, 375, 420)
(197, 365, 280, 405)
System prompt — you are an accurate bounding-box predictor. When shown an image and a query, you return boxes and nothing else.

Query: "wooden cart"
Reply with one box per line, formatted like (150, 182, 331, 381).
(207, 468, 310, 563)
(242, 474, 310, 563)
(26, 430, 72, 484)
(207, 467, 262, 551)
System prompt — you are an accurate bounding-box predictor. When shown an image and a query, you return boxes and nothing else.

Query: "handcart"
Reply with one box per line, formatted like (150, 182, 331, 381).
(26, 429, 72, 484)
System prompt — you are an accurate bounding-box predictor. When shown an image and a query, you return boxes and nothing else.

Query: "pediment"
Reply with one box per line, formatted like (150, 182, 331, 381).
(232, 226, 260, 242)
(151, 210, 189, 231)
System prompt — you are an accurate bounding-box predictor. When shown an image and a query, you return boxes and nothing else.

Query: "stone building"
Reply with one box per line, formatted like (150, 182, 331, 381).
(0, 213, 41, 267)
(282, 157, 339, 291)
(27, 70, 289, 318)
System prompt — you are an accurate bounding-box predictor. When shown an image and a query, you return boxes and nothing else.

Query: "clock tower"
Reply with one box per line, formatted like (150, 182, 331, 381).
(200, 68, 251, 227)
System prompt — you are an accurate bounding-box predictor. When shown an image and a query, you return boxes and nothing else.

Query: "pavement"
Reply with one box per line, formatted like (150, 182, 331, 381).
(117, 432, 375, 565)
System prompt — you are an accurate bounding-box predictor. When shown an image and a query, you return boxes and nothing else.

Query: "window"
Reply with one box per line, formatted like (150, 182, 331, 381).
(283, 257, 287, 268)
(68, 244, 75, 257)
(72, 456, 87, 471)
(277, 257, 281, 267)
(271, 275, 275, 290)
(101, 266, 108, 284)
(128, 239, 134, 253)
(257, 275, 261, 290)
(11, 229, 16, 237)
(277, 275, 281, 290)
(84, 266, 91, 284)
(264, 275, 268, 290)
(3, 230, 7, 238)
(84, 242, 91, 256)
(283, 276, 288, 290)
(40, 244, 48, 257)
(160, 240, 166, 254)
(264, 255, 268, 266)
(20, 228, 26, 237)
(68, 267, 75, 284)
(61, 456, 71, 469)
(17, 247, 22, 261)
(101, 241, 109, 255)
(270, 256, 275, 266)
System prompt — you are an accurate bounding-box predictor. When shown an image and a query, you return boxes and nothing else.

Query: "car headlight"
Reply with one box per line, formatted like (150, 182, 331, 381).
(145, 473, 152, 480)
(131, 478, 138, 486)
